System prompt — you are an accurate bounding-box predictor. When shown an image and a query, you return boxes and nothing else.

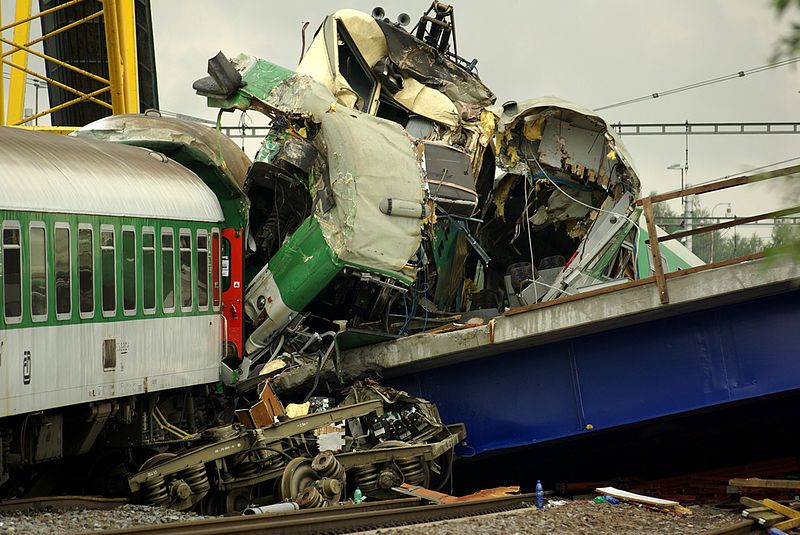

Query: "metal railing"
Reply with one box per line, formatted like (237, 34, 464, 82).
(639, 164, 800, 304)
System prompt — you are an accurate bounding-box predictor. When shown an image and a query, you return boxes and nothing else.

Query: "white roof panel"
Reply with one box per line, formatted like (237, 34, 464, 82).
(0, 127, 224, 222)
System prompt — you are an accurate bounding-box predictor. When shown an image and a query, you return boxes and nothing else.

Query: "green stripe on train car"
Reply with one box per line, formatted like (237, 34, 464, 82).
(1, 210, 219, 330)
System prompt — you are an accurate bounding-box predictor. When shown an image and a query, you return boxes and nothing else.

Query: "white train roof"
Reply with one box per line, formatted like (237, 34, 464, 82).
(0, 126, 224, 222)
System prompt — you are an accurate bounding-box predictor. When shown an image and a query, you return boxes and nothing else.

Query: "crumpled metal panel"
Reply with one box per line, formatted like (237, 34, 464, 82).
(74, 114, 251, 192)
(0, 126, 223, 222)
(376, 18, 495, 108)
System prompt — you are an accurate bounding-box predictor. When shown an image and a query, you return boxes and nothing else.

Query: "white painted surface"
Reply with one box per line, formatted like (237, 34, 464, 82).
(0, 127, 223, 222)
(244, 269, 295, 354)
(0, 315, 222, 417)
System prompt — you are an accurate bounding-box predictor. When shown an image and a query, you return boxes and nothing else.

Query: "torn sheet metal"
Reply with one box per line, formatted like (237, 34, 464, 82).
(192, 3, 700, 386)
(73, 114, 252, 226)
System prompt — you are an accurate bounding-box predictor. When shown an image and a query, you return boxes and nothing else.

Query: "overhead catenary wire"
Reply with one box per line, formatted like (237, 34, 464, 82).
(653, 155, 800, 195)
(596, 56, 800, 111)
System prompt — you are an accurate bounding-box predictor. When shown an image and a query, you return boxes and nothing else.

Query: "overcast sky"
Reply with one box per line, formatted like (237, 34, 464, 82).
(152, 0, 800, 237)
(3, 1, 799, 237)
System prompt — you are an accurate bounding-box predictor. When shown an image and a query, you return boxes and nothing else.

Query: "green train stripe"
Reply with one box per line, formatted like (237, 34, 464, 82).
(1, 209, 220, 330)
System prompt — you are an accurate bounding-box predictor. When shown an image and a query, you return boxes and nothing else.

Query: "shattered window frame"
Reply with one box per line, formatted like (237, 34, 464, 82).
(335, 21, 379, 112)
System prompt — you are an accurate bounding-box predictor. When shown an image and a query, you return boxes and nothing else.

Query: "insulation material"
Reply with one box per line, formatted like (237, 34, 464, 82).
(523, 115, 545, 141)
(297, 17, 358, 109)
(393, 77, 460, 127)
(538, 117, 605, 176)
(297, 11, 389, 111)
(333, 9, 389, 66)
(495, 96, 642, 194)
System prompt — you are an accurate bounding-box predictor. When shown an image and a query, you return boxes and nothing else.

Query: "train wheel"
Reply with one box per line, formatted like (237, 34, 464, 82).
(279, 457, 317, 501)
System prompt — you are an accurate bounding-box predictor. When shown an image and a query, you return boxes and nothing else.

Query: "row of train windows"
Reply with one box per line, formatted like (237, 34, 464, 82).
(1, 221, 221, 324)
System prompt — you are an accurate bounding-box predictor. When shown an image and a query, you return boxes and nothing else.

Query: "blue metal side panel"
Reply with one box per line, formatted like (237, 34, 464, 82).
(388, 291, 800, 456)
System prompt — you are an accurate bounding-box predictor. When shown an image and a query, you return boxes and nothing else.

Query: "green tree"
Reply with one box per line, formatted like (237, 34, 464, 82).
(772, 0, 800, 60)
(649, 193, 769, 263)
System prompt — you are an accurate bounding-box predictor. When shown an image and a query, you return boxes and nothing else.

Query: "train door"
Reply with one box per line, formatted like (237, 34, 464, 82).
(220, 228, 244, 363)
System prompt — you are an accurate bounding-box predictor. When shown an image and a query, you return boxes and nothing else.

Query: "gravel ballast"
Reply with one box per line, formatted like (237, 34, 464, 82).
(0, 505, 205, 534)
(356, 500, 740, 535)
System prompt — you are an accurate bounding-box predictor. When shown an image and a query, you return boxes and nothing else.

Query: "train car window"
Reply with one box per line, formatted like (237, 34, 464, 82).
(2, 222, 22, 323)
(197, 231, 209, 310)
(179, 229, 193, 312)
(122, 227, 137, 315)
(101, 226, 116, 316)
(78, 226, 94, 318)
(161, 229, 175, 313)
(29, 223, 48, 322)
(211, 230, 221, 309)
(142, 228, 156, 314)
(55, 224, 71, 319)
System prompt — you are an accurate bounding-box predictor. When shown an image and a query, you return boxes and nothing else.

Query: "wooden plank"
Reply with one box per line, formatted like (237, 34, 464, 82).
(641, 197, 669, 304)
(595, 486, 678, 506)
(653, 206, 800, 243)
(730, 478, 800, 490)
(774, 515, 800, 531)
(740, 497, 765, 508)
(698, 519, 756, 535)
(664, 252, 764, 280)
(761, 498, 800, 519)
(638, 164, 800, 204)
(744, 509, 785, 526)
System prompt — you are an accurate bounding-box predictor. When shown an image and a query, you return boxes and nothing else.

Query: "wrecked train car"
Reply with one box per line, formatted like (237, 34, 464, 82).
(193, 3, 697, 374)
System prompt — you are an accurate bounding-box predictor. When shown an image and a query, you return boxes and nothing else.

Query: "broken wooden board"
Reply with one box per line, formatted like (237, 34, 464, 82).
(762, 499, 800, 531)
(596, 486, 679, 507)
(393, 484, 520, 504)
(729, 477, 800, 490)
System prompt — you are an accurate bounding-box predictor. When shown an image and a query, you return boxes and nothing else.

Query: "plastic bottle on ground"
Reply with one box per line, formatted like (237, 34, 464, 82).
(535, 480, 544, 510)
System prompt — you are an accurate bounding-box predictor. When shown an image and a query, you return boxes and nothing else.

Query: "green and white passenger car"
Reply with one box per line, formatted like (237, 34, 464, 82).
(0, 123, 248, 484)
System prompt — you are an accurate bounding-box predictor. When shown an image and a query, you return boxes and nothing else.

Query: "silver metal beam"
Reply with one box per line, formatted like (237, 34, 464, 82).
(613, 122, 800, 136)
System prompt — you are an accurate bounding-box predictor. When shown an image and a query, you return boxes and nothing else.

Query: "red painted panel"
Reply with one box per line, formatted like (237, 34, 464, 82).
(221, 228, 244, 362)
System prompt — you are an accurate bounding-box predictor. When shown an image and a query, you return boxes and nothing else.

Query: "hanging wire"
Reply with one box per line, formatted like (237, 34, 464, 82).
(526, 154, 645, 286)
(596, 56, 800, 111)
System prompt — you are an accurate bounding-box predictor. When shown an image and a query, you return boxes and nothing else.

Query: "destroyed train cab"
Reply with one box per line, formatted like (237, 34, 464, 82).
(192, 4, 700, 375)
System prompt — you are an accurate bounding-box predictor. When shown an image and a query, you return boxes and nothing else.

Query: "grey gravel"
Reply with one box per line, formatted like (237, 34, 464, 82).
(356, 500, 741, 535)
(0, 505, 207, 534)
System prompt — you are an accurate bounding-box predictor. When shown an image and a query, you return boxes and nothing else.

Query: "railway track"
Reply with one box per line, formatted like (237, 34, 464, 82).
(95, 494, 535, 535)
(0, 495, 128, 513)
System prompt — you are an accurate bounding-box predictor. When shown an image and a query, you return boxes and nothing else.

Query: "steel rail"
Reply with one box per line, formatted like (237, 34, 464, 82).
(0, 495, 128, 513)
(96, 494, 534, 535)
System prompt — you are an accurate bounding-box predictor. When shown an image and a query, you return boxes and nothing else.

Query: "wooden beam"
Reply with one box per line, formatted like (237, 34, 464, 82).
(698, 519, 755, 535)
(774, 515, 800, 531)
(653, 207, 800, 244)
(642, 197, 669, 304)
(637, 164, 800, 205)
(760, 499, 800, 520)
(730, 478, 800, 490)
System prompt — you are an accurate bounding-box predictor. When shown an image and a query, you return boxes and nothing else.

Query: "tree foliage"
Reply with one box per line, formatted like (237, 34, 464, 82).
(772, 0, 800, 59)
(649, 196, 777, 264)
